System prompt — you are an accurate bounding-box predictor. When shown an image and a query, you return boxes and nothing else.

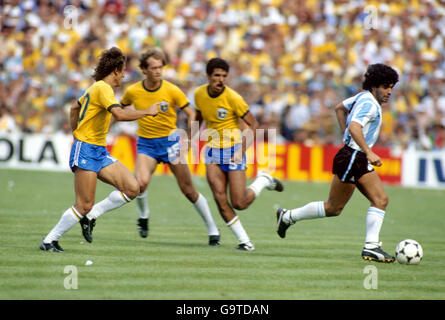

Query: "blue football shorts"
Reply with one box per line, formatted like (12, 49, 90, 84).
(137, 132, 181, 164)
(204, 144, 247, 172)
(69, 139, 117, 173)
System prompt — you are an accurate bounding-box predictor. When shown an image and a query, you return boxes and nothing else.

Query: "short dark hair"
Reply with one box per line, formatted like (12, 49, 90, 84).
(139, 48, 167, 70)
(92, 47, 126, 81)
(362, 63, 399, 90)
(206, 58, 229, 76)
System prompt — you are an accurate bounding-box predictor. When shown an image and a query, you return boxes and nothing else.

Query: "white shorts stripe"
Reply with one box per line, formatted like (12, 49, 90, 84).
(341, 150, 358, 182)
(73, 140, 82, 167)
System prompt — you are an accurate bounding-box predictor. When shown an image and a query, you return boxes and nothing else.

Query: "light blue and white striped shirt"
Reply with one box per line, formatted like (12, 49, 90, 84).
(342, 91, 382, 151)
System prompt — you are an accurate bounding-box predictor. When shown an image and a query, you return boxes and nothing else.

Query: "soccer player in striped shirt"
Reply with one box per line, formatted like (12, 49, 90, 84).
(276, 63, 399, 263)
(40, 47, 159, 252)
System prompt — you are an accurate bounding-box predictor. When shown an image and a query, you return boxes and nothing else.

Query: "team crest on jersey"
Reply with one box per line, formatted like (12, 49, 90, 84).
(217, 108, 227, 120)
(160, 101, 169, 112)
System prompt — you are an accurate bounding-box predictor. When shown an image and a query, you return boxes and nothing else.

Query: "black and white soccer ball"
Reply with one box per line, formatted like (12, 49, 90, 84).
(395, 239, 423, 265)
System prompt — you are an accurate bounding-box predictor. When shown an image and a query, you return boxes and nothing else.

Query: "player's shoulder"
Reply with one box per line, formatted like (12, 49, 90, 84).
(82, 80, 111, 98)
(194, 85, 209, 100)
(355, 91, 379, 109)
(94, 80, 112, 90)
(123, 80, 143, 94)
(194, 84, 207, 94)
(224, 86, 245, 102)
(162, 79, 178, 88)
(345, 91, 378, 110)
(162, 79, 185, 93)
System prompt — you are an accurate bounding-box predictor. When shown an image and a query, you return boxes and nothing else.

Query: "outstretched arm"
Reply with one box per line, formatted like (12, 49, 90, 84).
(109, 104, 136, 127)
(110, 102, 159, 121)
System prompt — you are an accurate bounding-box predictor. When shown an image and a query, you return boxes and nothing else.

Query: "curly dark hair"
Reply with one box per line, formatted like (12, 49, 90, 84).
(92, 47, 126, 81)
(139, 48, 167, 70)
(206, 58, 230, 76)
(362, 63, 399, 90)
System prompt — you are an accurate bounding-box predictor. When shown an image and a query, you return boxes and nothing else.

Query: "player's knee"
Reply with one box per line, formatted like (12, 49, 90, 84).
(137, 177, 149, 192)
(124, 181, 140, 200)
(325, 203, 343, 217)
(180, 183, 197, 202)
(373, 195, 389, 210)
(184, 190, 198, 203)
(232, 199, 248, 210)
(213, 190, 228, 205)
(76, 201, 94, 215)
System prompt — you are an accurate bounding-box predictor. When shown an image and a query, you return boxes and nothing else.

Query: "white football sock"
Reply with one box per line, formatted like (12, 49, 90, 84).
(364, 207, 385, 248)
(136, 190, 150, 219)
(226, 216, 250, 244)
(286, 201, 326, 224)
(193, 193, 219, 236)
(43, 206, 81, 243)
(247, 176, 270, 198)
(86, 190, 131, 220)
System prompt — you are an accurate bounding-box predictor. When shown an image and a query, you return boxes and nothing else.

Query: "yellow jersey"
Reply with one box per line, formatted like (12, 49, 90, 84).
(75, 80, 120, 146)
(121, 80, 189, 138)
(194, 85, 249, 148)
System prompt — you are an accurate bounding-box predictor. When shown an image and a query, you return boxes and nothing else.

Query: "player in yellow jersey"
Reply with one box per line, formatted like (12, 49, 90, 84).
(40, 47, 159, 252)
(118, 49, 220, 245)
(195, 58, 284, 251)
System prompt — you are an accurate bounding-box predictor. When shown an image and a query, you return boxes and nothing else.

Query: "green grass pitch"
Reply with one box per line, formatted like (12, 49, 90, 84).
(0, 169, 444, 300)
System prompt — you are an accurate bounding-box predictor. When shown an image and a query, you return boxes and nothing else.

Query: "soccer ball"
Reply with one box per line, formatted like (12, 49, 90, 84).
(395, 239, 423, 265)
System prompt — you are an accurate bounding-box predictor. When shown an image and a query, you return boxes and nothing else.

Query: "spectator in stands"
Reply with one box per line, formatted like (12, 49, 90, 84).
(0, 103, 17, 133)
(0, 0, 443, 151)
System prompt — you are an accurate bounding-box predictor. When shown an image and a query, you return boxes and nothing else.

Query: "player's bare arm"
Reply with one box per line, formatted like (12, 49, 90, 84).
(195, 110, 203, 132)
(349, 121, 382, 167)
(110, 104, 137, 127)
(181, 105, 196, 143)
(70, 102, 81, 131)
(240, 111, 258, 154)
(110, 102, 159, 121)
(231, 111, 258, 164)
(334, 102, 348, 134)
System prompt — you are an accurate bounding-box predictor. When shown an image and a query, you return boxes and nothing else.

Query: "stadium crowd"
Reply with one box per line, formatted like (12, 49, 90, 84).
(1, 0, 445, 154)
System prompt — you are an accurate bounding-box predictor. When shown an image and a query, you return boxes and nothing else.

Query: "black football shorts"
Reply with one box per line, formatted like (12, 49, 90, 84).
(332, 145, 374, 184)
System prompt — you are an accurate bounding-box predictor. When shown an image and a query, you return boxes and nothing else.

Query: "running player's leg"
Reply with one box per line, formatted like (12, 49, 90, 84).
(277, 175, 355, 238)
(133, 135, 162, 236)
(41, 169, 97, 250)
(247, 170, 284, 196)
(356, 171, 394, 262)
(134, 153, 158, 229)
(356, 171, 388, 211)
(85, 161, 139, 221)
(277, 145, 356, 238)
(227, 170, 256, 210)
(325, 175, 356, 216)
(133, 153, 157, 237)
(170, 163, 220, 241)
(206, 164, 253, 250)
(74, 169, 99, 215)
(206, 164, 234, 223)
(169, 162, 199, 202)
(357, 172, 389, 245)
